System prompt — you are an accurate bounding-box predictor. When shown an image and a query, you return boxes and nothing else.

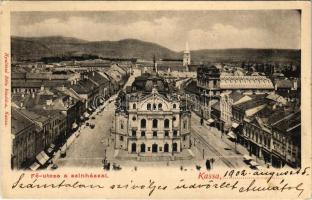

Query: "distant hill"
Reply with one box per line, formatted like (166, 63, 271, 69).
(11, 36, 300, 64)
(188, 49, 301, 64)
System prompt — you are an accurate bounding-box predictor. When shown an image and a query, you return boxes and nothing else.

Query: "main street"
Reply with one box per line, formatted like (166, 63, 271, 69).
(54, 99, 115, 168)
(53, 69, 249, 170)
(54, 68, 141, 168)
(190, 113, 249, 168)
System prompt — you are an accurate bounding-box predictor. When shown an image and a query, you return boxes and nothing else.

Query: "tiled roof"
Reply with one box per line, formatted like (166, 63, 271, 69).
(17, 109, 49, 124)
(70, 79, 98, 94)
(12, 80, 43, 88)
(87, 71, 110, 85)
(184, 80, 201, 95)
(234, 98, 268, 112)
(229, 91, 245, 102)
(11, 108, 34, 135)
(275, 79, 292, 89)
(211, 100, 220, 111)
(220, 75, 274, 89)
(272, 111, 301, 134)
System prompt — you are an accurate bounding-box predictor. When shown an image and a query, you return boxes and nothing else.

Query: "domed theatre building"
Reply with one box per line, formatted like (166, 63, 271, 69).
(114, 72, 192, 160)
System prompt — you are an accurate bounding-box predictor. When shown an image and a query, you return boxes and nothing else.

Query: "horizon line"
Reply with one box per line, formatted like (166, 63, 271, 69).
(11, 35, 301, 51)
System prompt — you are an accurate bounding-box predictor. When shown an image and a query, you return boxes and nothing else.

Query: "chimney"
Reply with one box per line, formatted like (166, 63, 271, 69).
(293, 79, 298, 90)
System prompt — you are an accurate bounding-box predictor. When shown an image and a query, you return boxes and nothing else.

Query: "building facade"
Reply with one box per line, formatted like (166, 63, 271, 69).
(114, 73, 191, 159)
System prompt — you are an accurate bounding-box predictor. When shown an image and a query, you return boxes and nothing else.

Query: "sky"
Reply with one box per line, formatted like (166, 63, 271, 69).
(11, 10, 301, 51)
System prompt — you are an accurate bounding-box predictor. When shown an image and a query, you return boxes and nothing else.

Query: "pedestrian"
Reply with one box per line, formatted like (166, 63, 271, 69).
(206, 159, 211, 170)
(200, 118, 204, 126)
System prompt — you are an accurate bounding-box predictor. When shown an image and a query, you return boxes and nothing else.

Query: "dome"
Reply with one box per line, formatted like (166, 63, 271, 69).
(145, 80, 154, 91)
(131, 73, 169, 94)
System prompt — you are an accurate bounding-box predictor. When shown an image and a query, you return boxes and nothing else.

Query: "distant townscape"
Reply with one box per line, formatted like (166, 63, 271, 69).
(11, 37, 301, 171)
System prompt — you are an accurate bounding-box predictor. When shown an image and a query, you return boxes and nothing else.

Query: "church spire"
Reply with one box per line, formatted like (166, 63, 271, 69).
(184, 42, 190, 53)
(153, 54, 158, 74)
(183, 41, 191, 69)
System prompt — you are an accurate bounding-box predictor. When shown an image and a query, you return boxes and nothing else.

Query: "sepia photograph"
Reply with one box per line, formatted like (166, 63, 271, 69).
(1, 1, 311, 199)
(10, 10, 302, 172)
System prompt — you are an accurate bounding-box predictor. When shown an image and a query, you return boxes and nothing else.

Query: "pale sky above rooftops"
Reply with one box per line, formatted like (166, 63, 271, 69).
(11, 10, 301, 51)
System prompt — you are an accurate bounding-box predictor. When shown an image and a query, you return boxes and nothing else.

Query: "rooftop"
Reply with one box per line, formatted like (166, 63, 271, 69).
(11, 108, 34, 135)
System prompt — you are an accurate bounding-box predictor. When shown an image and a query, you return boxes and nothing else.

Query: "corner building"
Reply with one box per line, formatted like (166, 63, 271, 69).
(114, 72, 191, 159)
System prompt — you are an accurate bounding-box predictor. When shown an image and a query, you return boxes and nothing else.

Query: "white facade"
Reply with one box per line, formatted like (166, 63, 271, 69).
(114, 89, 191, 157)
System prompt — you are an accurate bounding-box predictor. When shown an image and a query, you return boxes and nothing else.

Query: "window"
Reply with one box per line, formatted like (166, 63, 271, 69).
(152, 119, 158, 128)
(141, 131, 146, 137)
(153, 131, 157, 137)
(148, 147, 151, 151)
(164, 119, 170, 128)
(173, 116, 176, 121)
(158, 103, 162, 110)
(132, 116, 136, 121)
(153, 104, 157, 110)
(183, 120, 187, 129)
(132, 130, 136, 136)
(173, 130, 178, 137)
(120, 121, 124, 129)
(120, 135, 124, 141)
(165, 131, 169, 137)
(147, 103, 151, 110)
(183, 135, 186, 141)
(141, 119, 146, 128)
(173, 104, 176, 109)
(133, 104, 136, 109)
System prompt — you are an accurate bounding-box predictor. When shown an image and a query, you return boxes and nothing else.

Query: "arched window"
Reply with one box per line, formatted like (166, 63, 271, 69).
(141, 119, 146, 128)
(158, 103, 162, 110)
(173, 104, 176, 109)
(147, 103, 151, 110)
(164, 119, 170, 128)
(173, 130, 178, 137)
(120, 121, 124, 129)
(152, 119, 158, 128)
(183, 120, 187, 129)
(133, 103, 136, 109)
(153, 104, 157, 110)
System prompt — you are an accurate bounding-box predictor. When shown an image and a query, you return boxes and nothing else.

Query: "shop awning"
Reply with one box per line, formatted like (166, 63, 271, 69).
(227, 131, 237, 139)
(249, 161, 260, 167)
(36, 151, 50, 165)
(208, 118, 215, 123)
(232, 122, 240, 128)
(29, 162, 41, 171)
(243, 154, 253, 161)
(72, 122, 78, 129)
(84, 112, 90, 118)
